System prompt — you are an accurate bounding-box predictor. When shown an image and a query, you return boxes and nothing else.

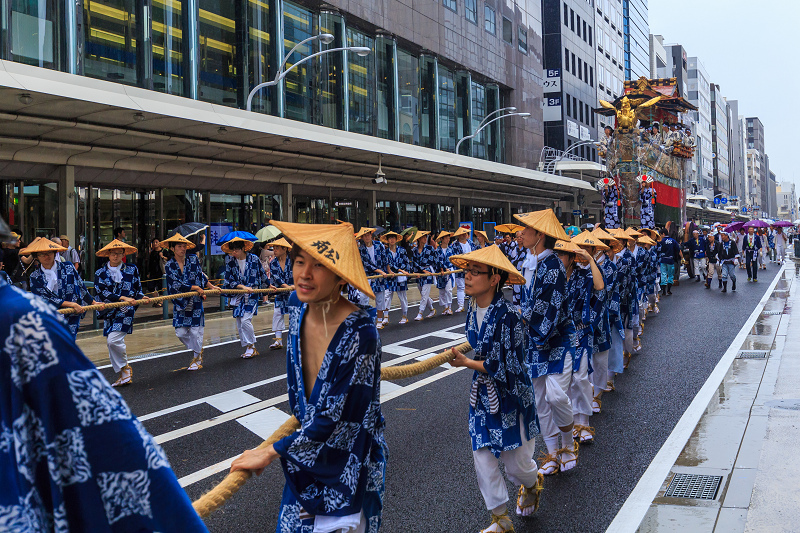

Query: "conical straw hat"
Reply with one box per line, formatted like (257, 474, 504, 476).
(269, 220, 374, 299)
(268, 237, 292, 249)
(642, 228, 660, 240)
(608, 227, 633, 241)
(380, 231, 401, 243)
(494, 223, 525, 234)
(513, 209, 569, 241)
(19, 237, 67, 255)
(412, 230, 430, 243)
(221, 237, 255, 254)
(96, 239, 137, 258)
(449, 244, 525, 285)
(452, 226, 471, 238)
(572, 230, 609, 250)
(160, 233, 196, 250)
(591, 227, 624, 254)
(474, 230, 489, 242)
(625, 227, 643, 237)
(554, 239, 589, 264)
(637, 235, 656, 246)
(355, 227, 376, 240)
(435, 230, 453, 242)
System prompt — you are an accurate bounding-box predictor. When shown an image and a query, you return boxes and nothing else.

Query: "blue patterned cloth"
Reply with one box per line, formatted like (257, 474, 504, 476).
(29, 262, 93, 338)
(620, 248, 638, 328)
(223, 253, 268, 318)
(450, 240, 475, 279)
(273, 305, 387, 533)
(94, 264, 145, 336)
(565, 267, 605, 371)
(593, 256, 617, 352)
(436, 245, 456, 290)
(466, 293, 538, 457)
(603, 185, 620, 229)
(634, 246, 650, 304)
(360, 241, 388, 295)
(411, 244, 437, 286)
(639, 187, 655, 229)
(0, 277, 207, 532)
(0, 270, 10, 284)
(385, 247, 410, 292)
(165, 255, 208, 328)
(509, 245, 527, 307)
(520, 251, 576, 378)
(270, 256, 294, 312)
(649, 248, 659, 292)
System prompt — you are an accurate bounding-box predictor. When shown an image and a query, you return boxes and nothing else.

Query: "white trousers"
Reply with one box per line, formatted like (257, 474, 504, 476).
(374, 287, 387, 312)
(591, 349, 609, 394)
(776, 243, 786, 262)
(272, 311, 286, 340)
(568, 349, 592, 417)
(418, 284, 434, 315)
(472, 420, 539, 511)
(175, 326, 204, 354)
(439, 280, 453, 310)
(532, 352, 573, 437)
(693, 258, 707, 277)
(385, 290, 408, 317)
(455, 277, 465, 309)
(107, 331, 127, 373)
(236, 311, 256, 347)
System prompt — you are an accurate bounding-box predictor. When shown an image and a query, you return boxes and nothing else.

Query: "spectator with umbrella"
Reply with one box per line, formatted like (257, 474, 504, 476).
(742, 223, 764, 282)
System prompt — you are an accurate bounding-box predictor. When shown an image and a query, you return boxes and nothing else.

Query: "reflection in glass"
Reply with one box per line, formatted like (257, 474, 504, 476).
(486, 84, 501, 162)
(456, 72, 470, 153)
(198, 0, 237, 106)
(347, 28, 374, 136)
(419, 55, 437, 149)
(376, 36, 396, 140)
(294, 196, 329, 224)
(83, 0, 138, 85)
(152, 0, 185, 95)
(24, 182, 59, 239)
(438, 65, 456, 152)
(9, 0, 64, 70)
(247, 0, 276, 114)
(471, 81, 486, 159)
(283, 2, 313, 123)
(397, 49, 419, 145)
(317, 12, 344, 129)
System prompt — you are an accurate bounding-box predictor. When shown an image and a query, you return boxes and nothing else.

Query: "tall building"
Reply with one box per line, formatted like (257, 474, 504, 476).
(746, 149, 764, 213)
(777, 181, 797, 221)
(688, 58, 713, 194)
(747, 117, 767, 216)
(622, 0, 649, 81)
(727, 100, 746, 204)
(595, 0, 626, 134)
(542, 0, 599, 160)
(710, 84, 730, 196)
(767, 167, 777, 218)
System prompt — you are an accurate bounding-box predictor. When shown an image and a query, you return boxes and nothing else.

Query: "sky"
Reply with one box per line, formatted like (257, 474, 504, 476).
(648, 0, 798, 190)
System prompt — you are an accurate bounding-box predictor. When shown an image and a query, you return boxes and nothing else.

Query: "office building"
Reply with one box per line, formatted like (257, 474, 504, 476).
(688, 57, 713, 194)
(727, 100, 746, 205)
(710, 83, 730, 196)
(746, 117, 767, 215)
(622, 0, 649, 81)
(777, 181, 796, 221)
(595, 0, 626, 134)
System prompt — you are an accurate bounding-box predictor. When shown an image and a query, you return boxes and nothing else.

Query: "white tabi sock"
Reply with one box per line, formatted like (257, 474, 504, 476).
(561, 430, 574, 449)
(544, 435, 559, 455)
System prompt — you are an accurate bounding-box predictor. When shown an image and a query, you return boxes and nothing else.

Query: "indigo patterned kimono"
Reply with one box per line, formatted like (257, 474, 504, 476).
(634, 246, 650, 306)
(411, 244, 437, 287)
(602, 185, 620, 229)
(436, 245, 456, 290)
(593, 256, 617, 353)
(270, 255, 294, 312)
(29, 262, 93, 338)
(639, 187, 656, 229)
(649, 248, 659, 293)
(520, 251, 576, 378)
(565, 266, 605, 371)
(223, 253, 268, 317)
(450, 241, 474, 279)
(466, 293, 538, 458)
(165, 255, 208, 328)
(94, 263, 145, 336)
(273, 305, 387, 533)
(509, 246, 527, 307)
(385, 246, 410, 292)
(360, 241, 388, 295)
(0, 277, 207, 532)
(618, 248, 638, 330)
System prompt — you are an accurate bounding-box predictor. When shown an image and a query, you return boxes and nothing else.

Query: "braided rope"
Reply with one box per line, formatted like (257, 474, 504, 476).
(191, 340, 472, 517)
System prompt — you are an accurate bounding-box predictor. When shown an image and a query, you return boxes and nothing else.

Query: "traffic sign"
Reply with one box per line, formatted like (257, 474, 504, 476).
(714, 197, 721, 205)
(572, 210, 581, 216)
(721, 198, 728, 204)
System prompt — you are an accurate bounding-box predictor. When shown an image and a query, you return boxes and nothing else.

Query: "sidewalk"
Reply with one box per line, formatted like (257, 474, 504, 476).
(77, 286, 441, 366)
(628, 259, 799, 532)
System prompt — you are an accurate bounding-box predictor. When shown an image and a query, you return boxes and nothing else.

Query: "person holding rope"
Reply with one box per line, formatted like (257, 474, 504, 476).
(447, 245, 542, 532)
(357, 227, 390, 329)
(268, 237, 294, 350)
(163, 233, 219, 371)
(452, 226, 475, 312)
(474, 230, 490, 249)
(383, 230, 411, 324)
(24, 237, 98, 339)
(231, 220, 387, 533)
(435, 230, 455, 316)
(515, 209, 578, 476)
(222, 237, 268, 359)
(411, 230, 437, 321)
(94, 239, 149, 387)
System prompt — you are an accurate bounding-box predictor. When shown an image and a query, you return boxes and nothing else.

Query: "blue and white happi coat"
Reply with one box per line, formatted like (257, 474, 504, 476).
(385, 246, 410, 292)
(564, 266, 605, 371)
(360, 241, 388, 294)
(509, 246, 527, 307)
(436, 245, 456, 290)
(466, 293, 538, 458)
(411, 244, 437, 286)
(617, 248, 638, 330)
(603, 185, 620, 229)
(29, 262, 93, 338)
(0, 277, 207, 532)
(593, 255, 617, 353)
(273, 305, 387, 533)
(165, 254, 208, 328)
(450, 240, 475, 279)
(634, 246, 651, 305)
(639, 187, 656, 229)
(649, 248, 660, 293)
(270, 255, 294, 312)
(223, 253, 268, 317)
(94, 263, 145, 336)
(520, 251, 576, 378)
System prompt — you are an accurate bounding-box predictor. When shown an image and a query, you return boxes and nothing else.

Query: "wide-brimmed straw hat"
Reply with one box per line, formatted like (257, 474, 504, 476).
(494, 223, 525, 234)
(572, 230, 609, 250)
(160, 233, 197, 250)
(625, 227, 643, 238)
(591, 227, 624, 254)
(221, 237, 255, 254)
(355, 227, 376, 240)
(412, 230, 431, 243)
(637, 235, 656, 246)
(641, 228, 660, 240)
(608, 228, 633, 241)
(449, 244, 525, 285)
(513, 209, 569, 241)
(268, 237, 292, 249)
(554, 239, 589, 264)
(96, 239, 137, 258)
(452, 226, 471, 238)
(269, 220, 374, 299)
(474, 230, 489, 242)
(435, 230, 453, 242)
(59, 234, 70, 242)
(20, 237, 67, 256)
(380, 231, 401, 243)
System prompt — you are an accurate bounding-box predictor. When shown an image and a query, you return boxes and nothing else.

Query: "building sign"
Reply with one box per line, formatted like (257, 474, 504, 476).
(209, 223, 233, 256)
(543, 69, 561, 92)
(543, 96, 562, 122)
(579, 125, 590, 141)
(567, 120, 579, 139)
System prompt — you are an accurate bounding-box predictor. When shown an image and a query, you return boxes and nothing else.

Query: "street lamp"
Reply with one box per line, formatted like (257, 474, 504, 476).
(246, 33, 371, 112)
(455, 111, 530, 155)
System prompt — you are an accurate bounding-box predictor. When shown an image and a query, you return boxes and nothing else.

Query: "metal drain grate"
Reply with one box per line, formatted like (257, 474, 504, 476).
(762, 310, 783, 315)
(664, 473, 723, 500)
(737, 350, 769, 359)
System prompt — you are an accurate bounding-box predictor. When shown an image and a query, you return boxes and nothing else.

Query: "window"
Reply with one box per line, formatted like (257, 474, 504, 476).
(347, 29, 375, 136)
(502, 16, 512, 43)
(518, 27, 528, 53)
(565, 47, 569, 69)
(576, 15, 581, 37)
(282, 2, 314, 122)
(376, 36, 396, 140)
(566, 93, 571, 117)
(465, 0, 477, 22)
(584, 62, 588, 83)
(85, 0, 139, 86)
(588, 27, 592, 46)
(598, 64, 605, 87)
(577, 57, 582, 80)
(583, 20, 588, 42)
(484, 5, 496, 34)
(579, 100, 584, 122)
(397, 49, 419, 145)
(589, 66, 593, 87)
(597, 28, 604, 50)
(152, 0, 187, 96)
(591, 111, 595, 128)
(438, 66, 456, 152)
(443, 0, 457, 12)
(571, 53, 576, 75)
(563, 3, 568, 26)
(570, 9, 574, 31)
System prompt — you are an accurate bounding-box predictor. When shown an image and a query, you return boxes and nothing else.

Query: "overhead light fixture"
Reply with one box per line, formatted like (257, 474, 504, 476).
(334, 146, 343, 152)
(283, 138, 292, 145)
(373, 154, 387, 184)
(318, 33, 335, 45)
(133, 112, 145, 122)
(18, 93, 32, 105)
(217, 127, 228, 134)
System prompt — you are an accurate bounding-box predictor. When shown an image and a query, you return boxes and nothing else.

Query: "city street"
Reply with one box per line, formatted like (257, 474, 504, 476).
(105, 264, 781, 533)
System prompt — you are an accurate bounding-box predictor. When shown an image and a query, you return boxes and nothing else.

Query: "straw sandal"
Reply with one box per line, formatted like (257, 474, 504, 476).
(399, 316, 408, 324)
(558, 441, 579, 472)
(605, 380, 615, 392)
(623, 351, 631, 369)
(516, 472, 544, 516)
(480, 510, 515, 533)
(426, 308, 436, 319)
(112, 365, 132, 387)
(269, 339, 283, 350)
(537, 452, 560, 476)
(573, 424, 595, 444)
(187, 351, 203, 371)
(592, 395, 602, 414)
(241, 344, 259, 359)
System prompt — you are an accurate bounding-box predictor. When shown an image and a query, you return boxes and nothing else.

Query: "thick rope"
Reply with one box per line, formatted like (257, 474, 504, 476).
(191, 340, 473, 518)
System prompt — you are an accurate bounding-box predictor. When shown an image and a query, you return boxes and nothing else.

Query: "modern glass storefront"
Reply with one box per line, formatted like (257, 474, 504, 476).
(0, 0, 504, 162)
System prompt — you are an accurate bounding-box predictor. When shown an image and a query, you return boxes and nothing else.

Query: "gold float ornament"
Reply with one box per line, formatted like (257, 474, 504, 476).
(598, 95, 662, 132)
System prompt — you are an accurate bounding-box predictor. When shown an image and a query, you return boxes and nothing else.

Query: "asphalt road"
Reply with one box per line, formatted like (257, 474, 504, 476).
(102, 263, 781, 533)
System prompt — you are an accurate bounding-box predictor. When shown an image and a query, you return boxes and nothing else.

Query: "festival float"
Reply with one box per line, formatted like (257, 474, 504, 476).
(594, 77, 697, 228)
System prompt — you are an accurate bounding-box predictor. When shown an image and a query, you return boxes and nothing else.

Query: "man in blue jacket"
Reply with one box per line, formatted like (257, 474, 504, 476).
(742, 227, 763, 282)
(658, 227, 681, 295)
(688, 229, 706, 282)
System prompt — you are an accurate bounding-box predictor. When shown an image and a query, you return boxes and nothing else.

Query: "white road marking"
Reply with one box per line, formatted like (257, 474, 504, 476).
(236, 407, 292, 440)
(206, 390, 261, 413)
(382, 345, 418, 356)
(607, 264, 788, 533)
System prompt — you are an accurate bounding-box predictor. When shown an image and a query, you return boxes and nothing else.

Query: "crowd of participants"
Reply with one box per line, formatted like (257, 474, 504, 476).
(0, 206, 787, 533)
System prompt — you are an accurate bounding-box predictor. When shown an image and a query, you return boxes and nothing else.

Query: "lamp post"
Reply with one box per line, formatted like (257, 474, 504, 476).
(246, 33, 371, 112)
(455, 111, 530, 155)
